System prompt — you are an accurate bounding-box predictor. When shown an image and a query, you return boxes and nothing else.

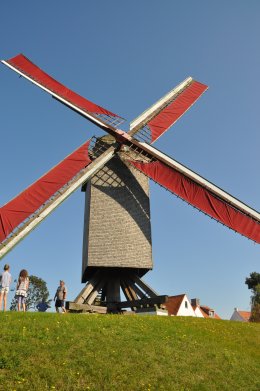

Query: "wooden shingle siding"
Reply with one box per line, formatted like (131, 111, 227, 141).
(82, 153, 153, 282)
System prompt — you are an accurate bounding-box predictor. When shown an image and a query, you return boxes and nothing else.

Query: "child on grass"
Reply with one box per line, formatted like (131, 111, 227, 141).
(0, 264, 12, 311)
(15, 269, 29, 312)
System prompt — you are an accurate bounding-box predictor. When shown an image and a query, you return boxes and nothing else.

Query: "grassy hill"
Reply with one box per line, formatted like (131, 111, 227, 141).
(0, 312, 259, 391)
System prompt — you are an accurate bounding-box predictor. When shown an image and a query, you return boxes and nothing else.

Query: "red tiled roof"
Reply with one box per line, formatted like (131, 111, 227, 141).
(200, 305, 212, 311)
(199, 307, 209, 318)
(237, 311, 251, 321)
(165, 294, 186, 316)
(199, 305, 221, 319)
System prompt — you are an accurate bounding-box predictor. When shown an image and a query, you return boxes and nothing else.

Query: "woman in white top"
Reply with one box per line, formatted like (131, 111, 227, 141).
(16, 269, 29, 312)
(0, 264, 12, 311)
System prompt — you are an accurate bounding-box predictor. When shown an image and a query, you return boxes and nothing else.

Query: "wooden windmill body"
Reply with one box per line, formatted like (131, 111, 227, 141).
(78, 136, 160, 312)
(1, 54, 260, 313)
(82, 145, 152, 279)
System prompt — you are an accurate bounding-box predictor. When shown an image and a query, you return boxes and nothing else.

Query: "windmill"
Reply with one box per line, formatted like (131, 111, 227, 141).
(1, 54, 259, 314)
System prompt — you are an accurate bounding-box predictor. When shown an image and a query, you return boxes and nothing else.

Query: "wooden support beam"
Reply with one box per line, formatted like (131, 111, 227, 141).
(74, 271, 100, 304)
(131, 275, 159, 298)
(86, 278, 106, 305)
(125, 279, 138, 300)
(120, 280, 136, 312)
(127, 281, 147, 299)
(112, 295, 168, 309)
(70, 271, 168, 314)
(106, 277, 121, 304)
(66, 301, 107, 314)
(121, 280, 134, 302)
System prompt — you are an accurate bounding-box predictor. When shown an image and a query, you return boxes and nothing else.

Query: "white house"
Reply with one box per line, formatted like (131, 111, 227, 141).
(230, 308, 251, 322)
(164, 295, 221, 318)
(193, 307, 204, 317)
(165, 294, 196, 316)
(191, 298, 221, 319)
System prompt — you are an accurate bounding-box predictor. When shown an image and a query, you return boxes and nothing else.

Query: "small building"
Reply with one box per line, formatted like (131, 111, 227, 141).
(230, 308, 251, 322)
(191, 298, 221, 319)
(199, 305, 221, 319)
(163, 295, 221, 318)
(165, 294, 195, 316)
(191, 298, 204, 318)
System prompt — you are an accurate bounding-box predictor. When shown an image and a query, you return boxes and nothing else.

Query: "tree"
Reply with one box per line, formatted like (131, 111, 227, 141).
(250, 303, 260, 323)
(10, 275, 51, 311)
(245, 272, 260, 322)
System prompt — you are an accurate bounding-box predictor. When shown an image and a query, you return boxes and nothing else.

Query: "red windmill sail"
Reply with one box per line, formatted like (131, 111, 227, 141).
(130, 158, 260, 243)
(129, 78, 208, 143)
(3, 54, 125, 128)
(0, 140, 92, 243)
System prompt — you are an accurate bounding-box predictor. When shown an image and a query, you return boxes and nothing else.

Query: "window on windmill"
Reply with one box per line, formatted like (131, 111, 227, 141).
(209, 310, 214, 318)
(185, 301, 188, 309)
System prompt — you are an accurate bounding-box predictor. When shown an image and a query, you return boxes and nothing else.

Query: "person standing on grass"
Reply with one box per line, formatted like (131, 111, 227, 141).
(0, 264, 12, 311)
(15, 269, 29, 312)
(54, 280, 67, 313)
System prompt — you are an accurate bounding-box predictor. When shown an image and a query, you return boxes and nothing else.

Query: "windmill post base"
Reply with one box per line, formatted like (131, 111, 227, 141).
(65, 269, 168, 314)
(65, 302, 108, 314)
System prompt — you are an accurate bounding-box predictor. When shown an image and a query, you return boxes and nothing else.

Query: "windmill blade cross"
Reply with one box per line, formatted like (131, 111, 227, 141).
(1, 52, 259, 259)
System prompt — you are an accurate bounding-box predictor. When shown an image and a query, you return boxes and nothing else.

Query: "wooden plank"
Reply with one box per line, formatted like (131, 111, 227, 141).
(66, 301, 107, 314)
(115, 295, 168, 309)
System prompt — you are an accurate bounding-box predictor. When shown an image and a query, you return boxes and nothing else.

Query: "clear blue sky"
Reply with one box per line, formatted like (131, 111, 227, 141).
(0, 1, 259, 318)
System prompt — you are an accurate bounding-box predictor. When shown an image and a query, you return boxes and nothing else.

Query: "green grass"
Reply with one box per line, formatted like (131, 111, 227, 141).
(0, 313, 259, 391)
